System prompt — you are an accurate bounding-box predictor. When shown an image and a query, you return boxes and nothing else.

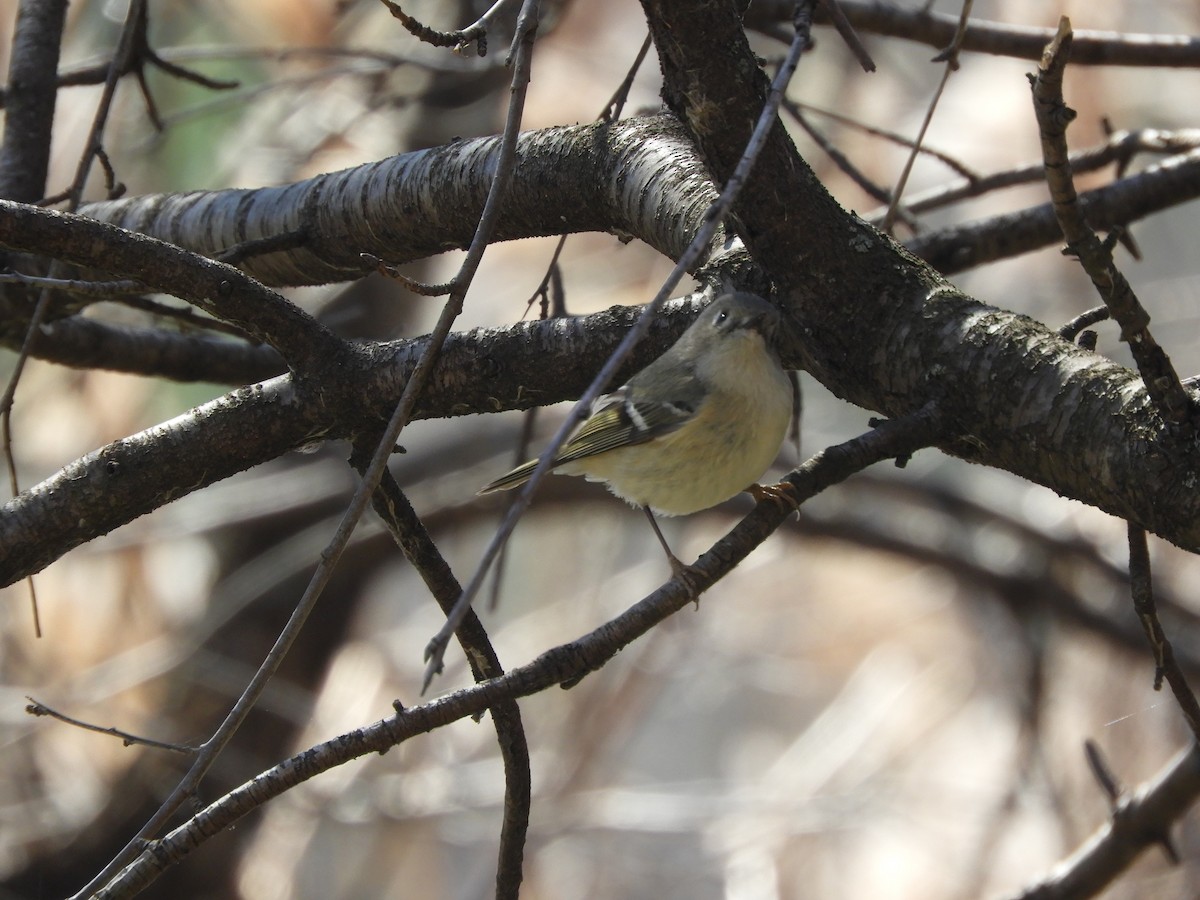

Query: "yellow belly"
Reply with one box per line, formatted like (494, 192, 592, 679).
(558, 373, 792, 516)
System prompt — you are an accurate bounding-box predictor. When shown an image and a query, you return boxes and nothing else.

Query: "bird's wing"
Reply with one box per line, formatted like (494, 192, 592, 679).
(553, 389, 696, 463)
(477, 352, 705, 494)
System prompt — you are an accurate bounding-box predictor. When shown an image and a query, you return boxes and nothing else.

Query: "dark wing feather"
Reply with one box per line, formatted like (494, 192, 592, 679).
(478, 340, 707, 493)
(552, 390, 695, 464)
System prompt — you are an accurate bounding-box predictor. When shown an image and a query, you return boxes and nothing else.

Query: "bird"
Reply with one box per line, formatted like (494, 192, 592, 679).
(479, 291, 794, 572)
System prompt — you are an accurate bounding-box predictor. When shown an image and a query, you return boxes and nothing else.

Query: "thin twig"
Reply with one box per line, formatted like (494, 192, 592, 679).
(602, 33, 653, 121)
(1128, 524, 1200, 741)
(26, 698, 194, 754)
(380, 0, 516, 56)
(1058, 306, 1109, 342)
(797, 100, 979, 180)
(784, 98, 919, 229)
(908, 145, 1200, 275)
(892, 128, 1200, 221)
(880, 0, 972, 233)
(817, 0, 875, 72)
(1030, 17, 1194, 427)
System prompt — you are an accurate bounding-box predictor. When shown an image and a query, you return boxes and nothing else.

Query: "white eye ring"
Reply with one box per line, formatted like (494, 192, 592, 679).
(714, 309, 729, 325)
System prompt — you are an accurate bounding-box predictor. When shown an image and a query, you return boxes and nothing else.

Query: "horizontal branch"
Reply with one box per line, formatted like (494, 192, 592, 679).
(0, 298, 706, 586)
(749, 0, 1200, 67)
(23, 315, 284, 383)
(910, 147, 1200, 274)
(6, 124, 1200, 583)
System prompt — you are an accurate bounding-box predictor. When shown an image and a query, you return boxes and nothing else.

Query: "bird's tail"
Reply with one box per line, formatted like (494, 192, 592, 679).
(477, 458, 541, 494)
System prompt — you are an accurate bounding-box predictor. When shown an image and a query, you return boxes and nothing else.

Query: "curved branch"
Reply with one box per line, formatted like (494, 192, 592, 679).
(77, 116, 728, 287)
(0, 201, 346, 368)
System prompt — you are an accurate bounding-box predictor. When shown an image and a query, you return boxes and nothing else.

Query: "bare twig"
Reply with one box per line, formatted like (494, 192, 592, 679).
(784, 99, 919, 229)
(1031, 17, 1195, 427)
(602, 32, 653, 121)
(817, 0, 875, 72)
(889, 127, 1200, 222)
(380, 0, 516, 56)
(908, 146, 1200, 274)
(880, 0, 972, 233)
(1127, 524, 1200, 740)
(1058, 306, 1109, 343)
(356, 456, 530, 900)
(799, 100, 980, 180)
(26, 698, 194, 754)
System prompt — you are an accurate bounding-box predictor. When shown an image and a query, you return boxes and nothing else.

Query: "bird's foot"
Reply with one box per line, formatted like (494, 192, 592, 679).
(748, 481, 799, 511)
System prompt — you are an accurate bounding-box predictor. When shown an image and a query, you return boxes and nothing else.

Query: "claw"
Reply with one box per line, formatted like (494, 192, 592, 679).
(748, 481, 798, 511)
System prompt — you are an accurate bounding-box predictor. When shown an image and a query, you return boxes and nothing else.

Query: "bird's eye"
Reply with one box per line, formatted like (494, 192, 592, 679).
(714, 309, 729, 326)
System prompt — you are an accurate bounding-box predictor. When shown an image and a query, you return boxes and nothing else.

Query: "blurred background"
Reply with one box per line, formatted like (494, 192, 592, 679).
(2, 0, 1200, 897)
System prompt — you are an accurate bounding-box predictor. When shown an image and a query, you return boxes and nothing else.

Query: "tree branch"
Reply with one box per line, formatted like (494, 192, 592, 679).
(90, 408, 943, 897)
(749, 0, 1200, 67)
(1011, 742, 1200, 899)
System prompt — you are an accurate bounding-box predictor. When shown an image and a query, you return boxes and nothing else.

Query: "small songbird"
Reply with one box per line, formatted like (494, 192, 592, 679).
(479, 291, 794, 570)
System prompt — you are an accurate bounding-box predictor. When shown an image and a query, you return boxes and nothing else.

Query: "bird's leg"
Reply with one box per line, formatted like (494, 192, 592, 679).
(747, 481, 799, 511)
(641, 507, 698, 593)
(642, 506, 685, 572)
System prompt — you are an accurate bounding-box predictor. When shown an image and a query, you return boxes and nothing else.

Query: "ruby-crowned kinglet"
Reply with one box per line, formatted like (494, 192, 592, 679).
(479, 292, 793, 564)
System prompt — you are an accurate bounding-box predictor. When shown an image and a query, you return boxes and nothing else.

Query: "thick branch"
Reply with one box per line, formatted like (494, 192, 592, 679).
(0, 0, 67, 202)
(76, 116, 729, 288)
(0, 299, 706, 586)
(0, 201, 346, 368)
(637, 0, 1200, 558)
(21, 315, 283, 383)
(8, 17, 1200, 592)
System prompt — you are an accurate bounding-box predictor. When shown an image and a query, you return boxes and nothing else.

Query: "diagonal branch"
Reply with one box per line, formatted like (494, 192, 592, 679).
(1030, 17, 1195, 427)
(1010, 742, 1200, 900)
(360, 459, 530, 900)
(0, 200, 346, 368)
(89, 407, 944, 897)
